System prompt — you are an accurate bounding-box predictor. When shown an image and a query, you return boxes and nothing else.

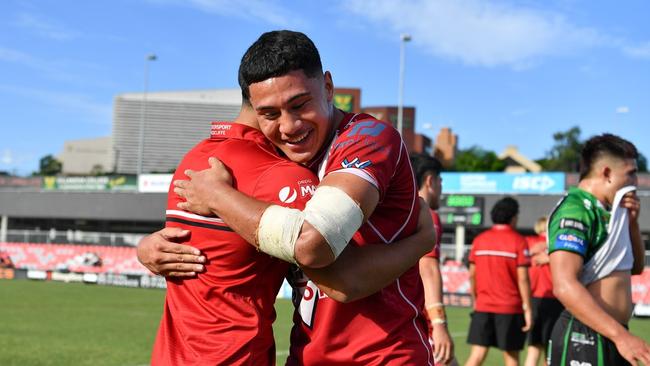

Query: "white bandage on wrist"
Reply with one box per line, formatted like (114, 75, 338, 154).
(303, 185, 363, 259)
(257, 205, 305, 264)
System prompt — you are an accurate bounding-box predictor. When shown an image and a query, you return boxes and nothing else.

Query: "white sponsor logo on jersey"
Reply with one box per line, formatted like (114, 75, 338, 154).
(279, 186, 298, 204)
(569, 361, 592, 366)
(300, 185, 316, 197)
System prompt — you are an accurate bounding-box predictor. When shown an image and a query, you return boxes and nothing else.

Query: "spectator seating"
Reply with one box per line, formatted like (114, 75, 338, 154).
(0, 242, 147, 275)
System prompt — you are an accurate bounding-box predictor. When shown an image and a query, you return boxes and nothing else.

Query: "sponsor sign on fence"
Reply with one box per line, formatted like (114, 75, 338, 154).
(138, 174, 173, 193)
(42, 175, 137, 191)
(440, 172, 565, 195)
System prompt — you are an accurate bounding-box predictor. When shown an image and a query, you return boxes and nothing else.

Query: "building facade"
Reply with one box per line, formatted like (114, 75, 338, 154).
(112, 89, 242, 174)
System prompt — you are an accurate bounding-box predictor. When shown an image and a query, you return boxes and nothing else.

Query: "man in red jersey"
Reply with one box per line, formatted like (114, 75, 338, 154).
(144, 103, 435, 366)
(465, 197, 532, 366)
(524, 217, 563, 366)
(149, 105, 318, 366)
(173, 30, 434, 365)
(410, 153, 455, 365)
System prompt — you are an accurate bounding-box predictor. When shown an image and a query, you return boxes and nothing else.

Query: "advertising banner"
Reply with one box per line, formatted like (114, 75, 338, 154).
(42, 175, 137, 191)
(138, 174, 173, 193)
(440, 172, 565, 195)
(0, 176, 41, 189)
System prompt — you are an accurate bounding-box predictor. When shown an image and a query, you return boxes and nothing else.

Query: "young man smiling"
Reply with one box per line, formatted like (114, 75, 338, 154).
(140, 102, 435, 365)
(173, 30, 434, 365)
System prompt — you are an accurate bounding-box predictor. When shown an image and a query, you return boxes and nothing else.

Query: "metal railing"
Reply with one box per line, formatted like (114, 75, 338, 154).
(4, 229, 144, 247)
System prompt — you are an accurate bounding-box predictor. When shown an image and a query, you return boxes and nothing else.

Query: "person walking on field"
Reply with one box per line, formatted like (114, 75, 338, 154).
(524, 216, 564, 366)
(465, 197, 532, 366)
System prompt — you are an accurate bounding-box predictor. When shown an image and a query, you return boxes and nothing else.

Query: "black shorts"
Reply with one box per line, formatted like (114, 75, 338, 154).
(548, 310, 630, 366)
(528, 297, 564, 346)
(467, 311, 526, 351)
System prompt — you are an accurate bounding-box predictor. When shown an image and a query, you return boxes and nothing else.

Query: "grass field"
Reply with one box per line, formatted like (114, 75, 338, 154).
(1, 280, 649, 365)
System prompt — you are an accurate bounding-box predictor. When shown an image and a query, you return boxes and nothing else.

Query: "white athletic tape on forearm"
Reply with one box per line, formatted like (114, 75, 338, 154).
(303, 185, 363, 259)
(257, 205, 304, 264)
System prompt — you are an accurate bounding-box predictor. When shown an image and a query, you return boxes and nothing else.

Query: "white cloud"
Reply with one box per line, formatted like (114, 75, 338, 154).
(12, 13, 79, 41)
(623, 41, 650, 60)
(1, 150, 13, 165)
(149, 0, 302, 27)
(616, 106, 629, 114)
(342, 0, 605, 68)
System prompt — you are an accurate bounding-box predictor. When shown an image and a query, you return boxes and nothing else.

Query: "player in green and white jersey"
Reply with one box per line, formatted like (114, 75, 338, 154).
(547, 133, 650, 365)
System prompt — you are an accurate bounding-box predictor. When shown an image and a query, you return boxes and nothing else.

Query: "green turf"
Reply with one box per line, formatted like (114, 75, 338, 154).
(1, 280, 649, 365)
(0, 280, 165, 366)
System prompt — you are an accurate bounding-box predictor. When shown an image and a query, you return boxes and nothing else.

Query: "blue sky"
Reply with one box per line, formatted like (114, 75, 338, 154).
(1, 0, 649, 175)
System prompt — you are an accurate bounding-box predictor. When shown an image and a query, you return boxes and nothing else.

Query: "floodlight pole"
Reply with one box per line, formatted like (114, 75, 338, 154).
(397, 33, 411, 135)
(137, 53, 157, 175)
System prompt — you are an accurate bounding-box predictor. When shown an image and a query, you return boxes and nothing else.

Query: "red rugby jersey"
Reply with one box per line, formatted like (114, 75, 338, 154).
(526, 234, 555, 298)
(423, 210, 442, 259)
(287, 113, 433, 366)
(469, 224, 530, 314)
(151, 122, 318, 366)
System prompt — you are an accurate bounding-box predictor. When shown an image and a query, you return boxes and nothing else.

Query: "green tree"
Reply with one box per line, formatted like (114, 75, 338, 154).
(638, 152, 648, 172)
(36, 154, 62, 176)
(538, 126, 583, 172)
(452, 146, 506, 172)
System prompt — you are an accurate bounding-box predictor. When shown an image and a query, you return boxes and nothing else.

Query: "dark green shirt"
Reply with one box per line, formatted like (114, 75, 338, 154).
(548, 187, 610, 263)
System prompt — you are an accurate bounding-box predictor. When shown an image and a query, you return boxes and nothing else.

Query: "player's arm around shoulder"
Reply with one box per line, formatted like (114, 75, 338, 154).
(293, 172, 379, 268)
(303, 197, 434, 303)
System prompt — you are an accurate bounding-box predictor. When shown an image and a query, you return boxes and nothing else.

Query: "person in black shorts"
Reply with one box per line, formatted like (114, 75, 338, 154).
(465, 197, 532, 366)
(525, 217, 564, 366)
(548, 311, 630, 365)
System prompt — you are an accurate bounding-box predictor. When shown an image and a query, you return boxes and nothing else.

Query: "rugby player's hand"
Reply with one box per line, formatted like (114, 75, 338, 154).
(136, 228, 205, 277)
(175, 157, 233, 216)
(613, 331, 650, 365)
(432, 323, 454, 365)
(621, 191, 641, 222)
(522, 308, 533, 332)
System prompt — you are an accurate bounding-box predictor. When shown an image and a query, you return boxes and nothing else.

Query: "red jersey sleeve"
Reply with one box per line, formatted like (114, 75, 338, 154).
(323, 119, 403, 200)
(424, 210, 442, 259)
(253, 162, 319, 210)
(516, 236, 531, 267)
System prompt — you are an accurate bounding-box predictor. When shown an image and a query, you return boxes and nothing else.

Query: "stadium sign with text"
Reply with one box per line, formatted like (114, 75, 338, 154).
(42, 175, 137, 191)
(138, 174, 173, 193)
(440, 172, 565, 195)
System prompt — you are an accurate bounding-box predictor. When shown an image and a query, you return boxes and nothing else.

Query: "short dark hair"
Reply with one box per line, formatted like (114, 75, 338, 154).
(490, 196, 519, 224)
(410, 153, 442, 189)
(238, 30, 323, 103)
(579, 133, 638, 180)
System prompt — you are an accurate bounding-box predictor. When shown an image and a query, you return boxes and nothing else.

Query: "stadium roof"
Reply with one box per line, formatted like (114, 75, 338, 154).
(117, 88, 242, 105)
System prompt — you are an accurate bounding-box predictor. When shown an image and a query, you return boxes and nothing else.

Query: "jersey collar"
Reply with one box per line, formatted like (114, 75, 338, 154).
(492, 224, 512, 231)
(305, 111, 374, 170)
(568, 186, 604, 210)
(210, 121, 271, 146)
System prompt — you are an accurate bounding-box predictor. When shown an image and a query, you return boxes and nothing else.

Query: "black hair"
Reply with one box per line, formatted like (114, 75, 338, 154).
(409, 153, 443, 189)
(490, 196, 519, 224)
(579, 133, 638, 180)
(238, 30, 323, 103)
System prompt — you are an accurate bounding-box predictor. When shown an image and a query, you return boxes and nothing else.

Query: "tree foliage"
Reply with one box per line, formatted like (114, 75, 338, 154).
(637, 153, 648, 173)
(452, 146, 506, 172)
(36, 154, 62, 176)
(538, 126, 583, 172)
